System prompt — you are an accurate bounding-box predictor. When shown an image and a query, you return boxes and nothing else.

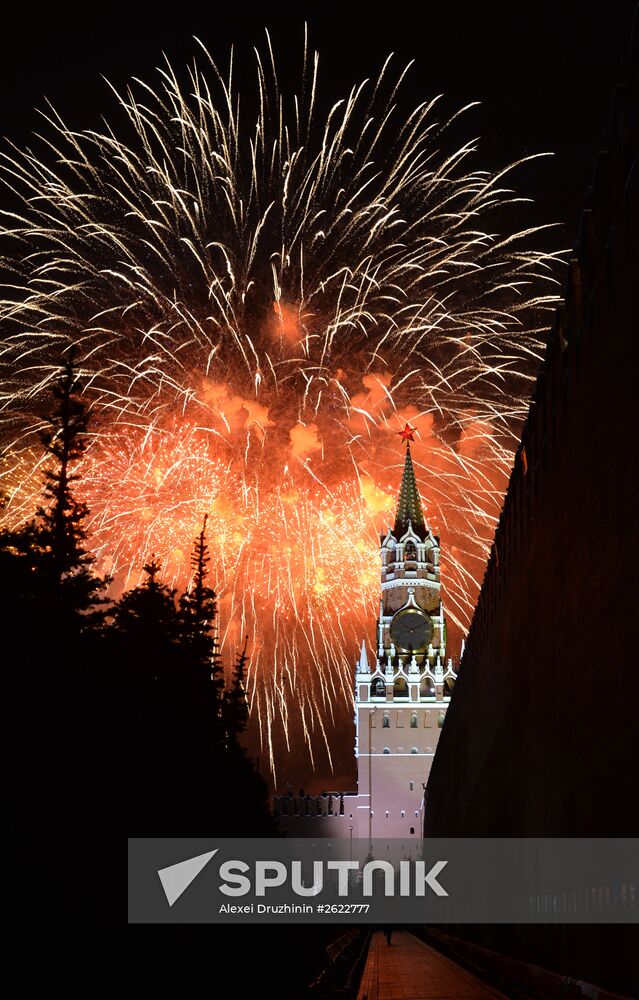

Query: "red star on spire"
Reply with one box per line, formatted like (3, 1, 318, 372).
(397, 422, 416, 443)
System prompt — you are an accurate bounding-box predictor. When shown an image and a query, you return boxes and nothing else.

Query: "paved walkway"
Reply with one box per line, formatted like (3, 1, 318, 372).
(357, 931, 510, 1000)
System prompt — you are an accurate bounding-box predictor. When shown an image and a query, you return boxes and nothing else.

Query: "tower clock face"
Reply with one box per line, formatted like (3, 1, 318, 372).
(390, 608, 433, 652)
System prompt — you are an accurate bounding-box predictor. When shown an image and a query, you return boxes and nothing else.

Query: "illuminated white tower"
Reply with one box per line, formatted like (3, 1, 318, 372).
(354, 425, 457, 840)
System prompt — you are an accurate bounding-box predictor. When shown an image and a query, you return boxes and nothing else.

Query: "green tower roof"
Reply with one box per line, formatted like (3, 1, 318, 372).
(393, 442, 426, 537)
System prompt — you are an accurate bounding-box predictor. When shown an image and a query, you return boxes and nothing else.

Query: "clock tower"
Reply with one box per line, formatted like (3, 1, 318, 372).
(273, 426, 457, 839)
(354, 427, 457, 840)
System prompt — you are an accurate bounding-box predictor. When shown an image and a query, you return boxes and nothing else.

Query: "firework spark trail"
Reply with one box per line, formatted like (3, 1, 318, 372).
(0, 34, 563, 782)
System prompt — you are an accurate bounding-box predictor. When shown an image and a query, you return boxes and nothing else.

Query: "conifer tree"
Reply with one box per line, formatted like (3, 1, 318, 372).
(38, 354, 107, 631)
(1, 357, 111, 845)
(113, 557, 186, 825)
(224, 635, 250, 752)
(37, 353, 91, 579)
(112, 556, 180, 680)
(218, 635, 274, 834)
(0, 354, 107, 657)
(179, 514, 223, 697)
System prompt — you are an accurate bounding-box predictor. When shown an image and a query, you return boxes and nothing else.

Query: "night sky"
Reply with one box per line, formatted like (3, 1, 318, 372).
(1, 3, 635, 792)
(0, 2, 635, 241)
(2, 6, 635, 968)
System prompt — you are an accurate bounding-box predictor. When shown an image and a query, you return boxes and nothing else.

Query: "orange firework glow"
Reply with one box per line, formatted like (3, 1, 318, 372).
(1, 377, 514, 779)
(0, 37, 562, 780)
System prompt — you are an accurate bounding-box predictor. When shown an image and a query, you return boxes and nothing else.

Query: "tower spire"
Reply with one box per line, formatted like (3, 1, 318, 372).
(357, 638, 369, 672)
(394, 439, 426, 537)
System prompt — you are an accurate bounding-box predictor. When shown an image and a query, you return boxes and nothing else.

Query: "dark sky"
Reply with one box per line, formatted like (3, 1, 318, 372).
(0, 4, 635, 791)
(0, 1, 635, 242)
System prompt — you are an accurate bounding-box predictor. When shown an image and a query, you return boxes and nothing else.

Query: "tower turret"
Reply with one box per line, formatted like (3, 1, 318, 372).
(353, 423, 457, 840)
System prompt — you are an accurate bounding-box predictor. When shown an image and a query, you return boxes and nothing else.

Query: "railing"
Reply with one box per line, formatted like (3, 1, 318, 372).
(273, 791, 355, 818)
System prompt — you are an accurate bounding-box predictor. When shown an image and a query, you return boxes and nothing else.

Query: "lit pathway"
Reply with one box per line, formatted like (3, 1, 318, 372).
(357, 931, 510, 1000)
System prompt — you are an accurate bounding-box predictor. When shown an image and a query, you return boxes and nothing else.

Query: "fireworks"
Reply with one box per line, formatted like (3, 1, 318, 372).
(0, 34, 561, 781)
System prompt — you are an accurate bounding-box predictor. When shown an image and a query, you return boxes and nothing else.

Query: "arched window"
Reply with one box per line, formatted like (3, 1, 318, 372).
(405, 541, 417, 561)
(410, 827, 415, 835)
(424, 710, 433, 728)
(393, 676, 408, 698)
(371, 677, 385, 698)
(410, 712, 418, 728)
(410, 747, 418, 754)
(383, 747, 391, 755)
(438, 712, 445, 728)
(382, 713, 390, 729)
(420, 676, 435, 698)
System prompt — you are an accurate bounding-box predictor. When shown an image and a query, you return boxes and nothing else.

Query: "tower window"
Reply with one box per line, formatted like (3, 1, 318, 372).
(383, 713, 390, 729)
(410, 827, 415, 835)
(420, 678, 435, 698)
(371, 678, 385, 698)
(438, 712, 445, 728)
(401, 810, 405, 818)
(410, 747, 418, 754)
(405, 541, 417, 561)
(410, 713, 418, 728)
(393, 677, 408, 698)
(409, 781, 414, 791)
(383, 748, 390, 754)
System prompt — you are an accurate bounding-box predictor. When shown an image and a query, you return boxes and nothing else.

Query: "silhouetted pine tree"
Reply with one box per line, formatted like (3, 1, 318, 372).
(0, 355, 108, 665)
(39, 355, 107, 642)
(112, 557, 189, 824)
(179, 514, 224, 698)
(218, 636, 274, 833)
(1, 358, 110, 860)
(112, 556, 185, 682)
(224, 635, 250, 752)
(38, 354, 90, 576)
